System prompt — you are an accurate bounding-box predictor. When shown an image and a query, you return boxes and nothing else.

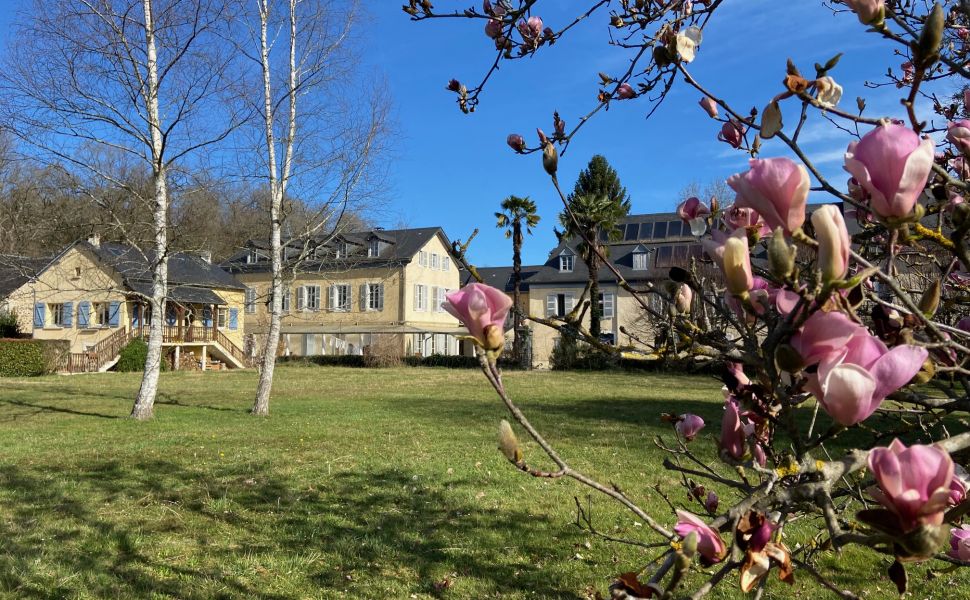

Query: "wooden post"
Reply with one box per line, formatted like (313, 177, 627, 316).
(201, 345, 207, 371)
(174, 345, 180, 371)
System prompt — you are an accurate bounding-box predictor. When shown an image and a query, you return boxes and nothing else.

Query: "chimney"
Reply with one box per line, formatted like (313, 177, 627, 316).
(199, 250, 212, 264)
(87, 233, 101, 248)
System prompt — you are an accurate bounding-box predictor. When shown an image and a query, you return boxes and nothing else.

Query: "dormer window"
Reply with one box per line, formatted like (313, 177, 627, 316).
(336, 241, 348, 258)
(246, 249, 259, 264)
(368, 239, 380, 258)
(559, 253, 574, 272)
(632, 245, 648, 270)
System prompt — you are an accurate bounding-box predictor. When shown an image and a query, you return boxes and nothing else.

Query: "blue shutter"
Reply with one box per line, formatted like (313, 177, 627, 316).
(77, 301, 90, 328)
(228, 308, 238, 330)
(33, 303, 45, 328)
(108, 301, 121, 327)
(202, 307, 213, 327)
(62, 302, 73, 328)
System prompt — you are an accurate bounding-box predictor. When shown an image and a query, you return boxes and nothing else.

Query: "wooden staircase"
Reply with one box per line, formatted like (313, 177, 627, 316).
(65, 328, 132, 373)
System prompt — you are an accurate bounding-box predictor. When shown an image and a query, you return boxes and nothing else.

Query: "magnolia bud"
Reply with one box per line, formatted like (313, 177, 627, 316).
(760, 101, 783, 139)
(768, 227, 795, 279)
(682, 530, 699, 558)
(542, 141, 558, 176)
(953, 202, 970, 229)
(483, 324, 505, 352)
(723, 237, 753, 295)
(918, 279, 941, 317)
(916, 3, 944, 69)
(497, 419, 522, 462)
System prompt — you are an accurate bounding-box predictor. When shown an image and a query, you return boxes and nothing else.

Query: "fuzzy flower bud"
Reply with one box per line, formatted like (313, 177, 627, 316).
(542, 141, 558, 176)
(723, 236, 753, 296)
(811, 204, 850, 282)
(497, 419, 522, 462)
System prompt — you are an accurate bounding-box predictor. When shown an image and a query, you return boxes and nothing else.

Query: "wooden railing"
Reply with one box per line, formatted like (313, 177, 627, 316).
(214, 329, 251, 367)
(65, 327, 132, 373)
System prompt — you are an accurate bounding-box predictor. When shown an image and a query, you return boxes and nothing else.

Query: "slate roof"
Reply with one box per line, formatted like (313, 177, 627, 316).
(222, 226, 455, 274)
(87, 242, 245, 291)
(0, 256, 53, 298)
(470, 266, 541, 292)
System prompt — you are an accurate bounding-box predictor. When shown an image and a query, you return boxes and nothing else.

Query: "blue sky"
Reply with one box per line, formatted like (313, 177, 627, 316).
(0, 2, 952, 266)
(369, 1, 948, 266)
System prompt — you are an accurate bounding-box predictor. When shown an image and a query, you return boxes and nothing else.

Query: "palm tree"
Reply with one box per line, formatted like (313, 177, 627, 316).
(559, 155, 631, 338)
(496, 195, 540, 363)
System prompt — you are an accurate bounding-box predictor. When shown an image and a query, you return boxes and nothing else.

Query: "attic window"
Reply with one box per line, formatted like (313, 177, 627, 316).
(247, 249, 259, 264)
(336, 242, 348, 259)
(368, 239, 380, 258)
(633, 250, 648, 271)
(74, 267, 82, 278)
(559, 254, 574, 272)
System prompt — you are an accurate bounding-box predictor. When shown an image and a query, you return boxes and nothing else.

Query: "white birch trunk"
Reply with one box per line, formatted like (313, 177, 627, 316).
(131, 0, 168, 420)
(252, 0, 298, 416)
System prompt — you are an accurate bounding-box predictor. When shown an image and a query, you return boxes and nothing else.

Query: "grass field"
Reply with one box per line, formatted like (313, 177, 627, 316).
(0, 366, 967, 599)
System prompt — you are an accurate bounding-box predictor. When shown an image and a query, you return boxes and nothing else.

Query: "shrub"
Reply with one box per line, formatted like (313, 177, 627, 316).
(0, 310, 21, 338)
(116, 338, 169, 372)
(362, 334, 403, 368)
(0, 338, 69, 376)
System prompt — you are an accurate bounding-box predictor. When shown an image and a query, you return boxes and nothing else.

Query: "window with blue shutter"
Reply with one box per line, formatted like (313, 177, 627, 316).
(77, 301, 91, 328)
(202, 307, 213, 327)
(33, 303, 45, 328)
(62, 302, 73, 328)
(228, 308, 238, 330)
(108, 301, 121, 327)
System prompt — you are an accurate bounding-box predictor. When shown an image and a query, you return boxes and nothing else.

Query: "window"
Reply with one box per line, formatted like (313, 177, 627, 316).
(281, 288, 291, 312)
(74, 267, 82, 278)
(545, 293, 575, 317)
(365, 283, 384, 311)
(336, 242, 348, 258)
(638, 222, 653, 239)
(633, 251, 649, 271)
(674, 245, 689, 263)
(217, 308, 228, 328)
(598, 292, 615, 319)
(245, 287, 257, 313)
(656, 245, 673, 268)
(49, 303, 63, 327)
(559, 254, 574, 272)
(430, 253, 440, 269)
(414, 284, 428, 311)
(95, 302, 111, 327)
(433, 286, 446, 312)
(368, 239, 380, 257)
(442, 257, 450, 271)
(653, 221, 668, 239)
(305, 285, 321, 311)
(624, 223, 639, 241)
(667, 221, 683, 237)
(246, 249, 259, 264)
(418, 251, 428, 267)
(328, 284, 350, 311)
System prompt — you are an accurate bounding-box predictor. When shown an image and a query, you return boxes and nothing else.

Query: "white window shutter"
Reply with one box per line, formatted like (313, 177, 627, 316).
(566, 294, 575, 313)
(377, 284, 384, 310)
(546, 294, 556, 317)
(297, 286, 306, 311)
(360, 284, 367, 311)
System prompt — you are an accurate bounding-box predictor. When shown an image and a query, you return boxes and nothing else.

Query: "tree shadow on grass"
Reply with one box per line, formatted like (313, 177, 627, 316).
(0, 397, 121, 421)
(0, 459, 590, 599)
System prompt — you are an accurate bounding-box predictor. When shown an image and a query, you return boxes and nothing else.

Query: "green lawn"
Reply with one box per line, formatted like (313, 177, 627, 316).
(0, 367, 966, 599)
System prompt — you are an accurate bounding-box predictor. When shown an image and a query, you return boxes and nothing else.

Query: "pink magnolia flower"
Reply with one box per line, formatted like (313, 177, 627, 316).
(790, 310, 865, 367)
(843, 123, 934, 219)
(677, 196, 711, 236)
(951, 525, 970, 562)
(720, 397, 746, 460)
(868, 439, 955, 532)
(752, 442, 767, 467)
(616, 83, 636, 99)
(718, 119, 746, 148)
(674, 283, 693, 314)
(443, 283, 513, 352)
(723, 203, 770, 236)
(675, 413, 705, 441)
(811, 204, 850, 282)
(950, 474, 967, 506)
(900, 61, 915, 84)
(506, 133, 526, 153)
(948, 120, 970, 156)
(699, 96, 718, 118)
(517, 16, 543, 47)
(728, 158, 809, 235)
(951, 156, 970, 179)
(726, 362, 751, 388)
(845, 0, 885, 25)
(675, 510, 726, 564)
(803, 324, 928, 427)
(485, 18, 503, 39)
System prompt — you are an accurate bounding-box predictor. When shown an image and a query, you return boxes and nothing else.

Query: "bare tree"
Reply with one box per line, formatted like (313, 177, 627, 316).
(229, 0, 388, 416)
(1, 0, 244, 419)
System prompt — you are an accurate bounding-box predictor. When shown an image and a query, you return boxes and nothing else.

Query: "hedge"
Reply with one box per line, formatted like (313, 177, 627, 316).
(0, 338, 70, 377)
(116, 338, 169, 373)
(276, 353, 523, 370)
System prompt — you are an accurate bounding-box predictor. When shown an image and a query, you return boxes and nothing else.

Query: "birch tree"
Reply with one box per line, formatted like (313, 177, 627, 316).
(231, 0, 387, 416)
(1, 0, 243, 419)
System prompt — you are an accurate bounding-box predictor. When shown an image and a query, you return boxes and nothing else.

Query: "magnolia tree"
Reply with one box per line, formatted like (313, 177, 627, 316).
(414, 0, 970, 597)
